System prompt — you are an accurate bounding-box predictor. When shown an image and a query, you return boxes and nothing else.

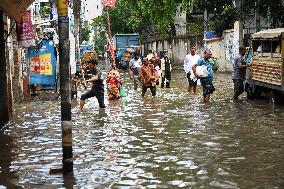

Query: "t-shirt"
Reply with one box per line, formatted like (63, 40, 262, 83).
(232, 54, 246, 80)
(91, 69, 104, 92)
(209, 58, 219, 71)
(129, 58, 142, 76)
(140, 65, 154, 86)
(184, 54, 200, 73)
(197, 58, 213, 82)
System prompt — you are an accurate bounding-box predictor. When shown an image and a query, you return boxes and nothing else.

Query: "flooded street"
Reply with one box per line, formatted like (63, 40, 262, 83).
(1, 69, 284, 189)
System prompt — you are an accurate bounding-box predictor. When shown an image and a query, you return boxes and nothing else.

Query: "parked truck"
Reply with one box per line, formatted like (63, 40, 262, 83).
(245, 28, 284, 104)
(112, 34, 140, 51)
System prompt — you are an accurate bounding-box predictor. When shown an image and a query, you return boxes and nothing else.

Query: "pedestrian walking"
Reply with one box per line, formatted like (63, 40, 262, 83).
(140, 58, 157, 97)
(184, 46, 200, 94)
(160, 51, 172, 88)
(232, 46, 251, 100)
(80, 60, 105, 110)
(128, 51, 142, 90)
(192, 49, 217, 102)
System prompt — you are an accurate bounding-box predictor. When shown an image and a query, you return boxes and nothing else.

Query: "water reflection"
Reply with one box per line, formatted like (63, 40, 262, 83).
(0, 70, 284, 188)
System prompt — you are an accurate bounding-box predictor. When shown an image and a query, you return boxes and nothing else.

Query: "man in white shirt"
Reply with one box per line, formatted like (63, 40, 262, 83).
(184, 46, 200, 94)
(128, 51, 142, 90)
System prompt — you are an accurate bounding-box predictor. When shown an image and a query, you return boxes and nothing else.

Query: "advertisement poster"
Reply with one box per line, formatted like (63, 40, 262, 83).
(28, 40, 56, 87)
(16, 11, 36, 48)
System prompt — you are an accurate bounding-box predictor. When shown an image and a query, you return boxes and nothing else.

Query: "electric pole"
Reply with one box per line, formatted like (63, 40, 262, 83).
(57, 0, 73, 174)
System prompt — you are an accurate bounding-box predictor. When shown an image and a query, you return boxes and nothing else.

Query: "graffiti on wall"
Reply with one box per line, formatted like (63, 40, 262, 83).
(224, 31, 235, 64)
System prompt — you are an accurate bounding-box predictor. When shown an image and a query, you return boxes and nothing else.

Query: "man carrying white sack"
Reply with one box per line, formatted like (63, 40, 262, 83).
(192, 49, 217, 102)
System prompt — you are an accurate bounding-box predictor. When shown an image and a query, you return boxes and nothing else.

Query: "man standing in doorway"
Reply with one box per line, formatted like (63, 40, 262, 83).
(184, 46, 200, 94)
(80, 61, 105, 110)
(192, 49, 217, 102)
(232, 46, 251, 100)
(128, 51, 142, 90)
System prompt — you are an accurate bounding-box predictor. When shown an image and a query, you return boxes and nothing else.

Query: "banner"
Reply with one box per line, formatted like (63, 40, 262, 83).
(102, 0, 116, 8)
(16, 11, 35, 48)
(28, 40, 56, 86)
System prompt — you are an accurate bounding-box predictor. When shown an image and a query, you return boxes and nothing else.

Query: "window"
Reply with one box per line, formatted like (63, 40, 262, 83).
(252, 39, 281, 58)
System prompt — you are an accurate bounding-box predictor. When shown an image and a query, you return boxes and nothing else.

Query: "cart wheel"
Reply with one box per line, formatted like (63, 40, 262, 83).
(246, 86, 255, 100)
(267, 91, 277, 105)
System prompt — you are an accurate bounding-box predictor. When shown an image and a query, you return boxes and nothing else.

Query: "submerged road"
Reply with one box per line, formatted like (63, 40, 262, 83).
(1, 68, 284, 188)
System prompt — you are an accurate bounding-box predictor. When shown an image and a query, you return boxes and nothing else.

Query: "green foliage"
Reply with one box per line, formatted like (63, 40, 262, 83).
(208, 4, 239, 36)
(107, 0, 185, 40)
(82, 22, 91, 42)
(242, 0, 284, 27)
(186, 19, 204, 35)
(93, 35, 107, 55)
(98, 0, 284, 41)
(40, 5, 51, 18)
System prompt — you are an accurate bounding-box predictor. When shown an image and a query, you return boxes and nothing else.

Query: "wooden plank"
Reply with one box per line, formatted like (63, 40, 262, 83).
(282, 38, 284, 87)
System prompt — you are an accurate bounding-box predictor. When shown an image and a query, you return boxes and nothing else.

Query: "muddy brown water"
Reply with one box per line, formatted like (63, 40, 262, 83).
(1, 69, 284, 189)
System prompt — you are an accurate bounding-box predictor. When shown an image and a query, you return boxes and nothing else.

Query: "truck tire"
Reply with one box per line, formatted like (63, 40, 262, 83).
(246, 84, 262, 100)
(246, 85, 255, 100)
(267, 91, 277, 105)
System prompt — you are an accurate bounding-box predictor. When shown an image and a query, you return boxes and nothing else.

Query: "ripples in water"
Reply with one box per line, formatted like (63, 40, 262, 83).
(1, 71, 284, 188)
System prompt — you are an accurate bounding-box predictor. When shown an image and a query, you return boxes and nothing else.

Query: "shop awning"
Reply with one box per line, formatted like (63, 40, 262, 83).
(0, 0, 35, 21)
(251, 28, 284, 39)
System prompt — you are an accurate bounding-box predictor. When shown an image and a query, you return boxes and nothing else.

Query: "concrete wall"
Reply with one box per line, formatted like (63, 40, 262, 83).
(142, 27, 243, 72)
(206, 21, 244, 72)
(141, 35, 204, 66)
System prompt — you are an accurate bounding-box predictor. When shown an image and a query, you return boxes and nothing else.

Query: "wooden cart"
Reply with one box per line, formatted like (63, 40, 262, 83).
(245, 28, 284, 104)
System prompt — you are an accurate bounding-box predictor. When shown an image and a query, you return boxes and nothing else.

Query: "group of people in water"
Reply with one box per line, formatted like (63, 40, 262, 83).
(78, 45, 250, 109)
(78, 49, 172, 110)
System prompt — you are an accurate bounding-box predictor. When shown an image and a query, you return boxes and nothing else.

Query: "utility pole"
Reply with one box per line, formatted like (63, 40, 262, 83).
(204, 9, 208, 47)
(73, 0, 81, 62)
(57, 0, 73, 174)
(255, 0, 260, 32)
(0, 11, 9, 127)
(105, 8, 115, 66)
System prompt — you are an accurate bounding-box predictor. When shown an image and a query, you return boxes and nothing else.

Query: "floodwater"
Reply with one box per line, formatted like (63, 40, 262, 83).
(1, 68, 284, 189)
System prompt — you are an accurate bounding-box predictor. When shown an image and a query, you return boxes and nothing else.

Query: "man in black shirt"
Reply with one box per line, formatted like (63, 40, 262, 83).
(80, 61, 105, 110)
(232, 46, 251, 100)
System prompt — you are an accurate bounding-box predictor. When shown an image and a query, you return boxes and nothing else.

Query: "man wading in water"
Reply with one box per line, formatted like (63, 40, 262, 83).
(140, 58, 157, 97)
(184, 46, 200, 94)
(192, 49, 217, 102)
(232, 46, 251, 100)
(128, 51, 142, 90)
(80, 61, 105, 110)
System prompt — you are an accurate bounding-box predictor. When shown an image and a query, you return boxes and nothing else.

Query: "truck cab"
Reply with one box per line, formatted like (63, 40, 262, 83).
(245, 28, 284, 104)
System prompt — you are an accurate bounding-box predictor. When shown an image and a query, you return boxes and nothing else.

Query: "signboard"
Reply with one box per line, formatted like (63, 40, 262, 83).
(58, 0, 68, 16)
(102, 0, 116, 8)
(0, 0, 34, 22)
(16, 11, 35, 48)
(28, 40, 56, 87)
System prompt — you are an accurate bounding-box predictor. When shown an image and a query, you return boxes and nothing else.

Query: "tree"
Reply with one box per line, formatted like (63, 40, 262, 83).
(102, 0, 284, 41)
(82, 21, 91, 42)
(107, 0, 186, 41)
(241, 0, 284, 27)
